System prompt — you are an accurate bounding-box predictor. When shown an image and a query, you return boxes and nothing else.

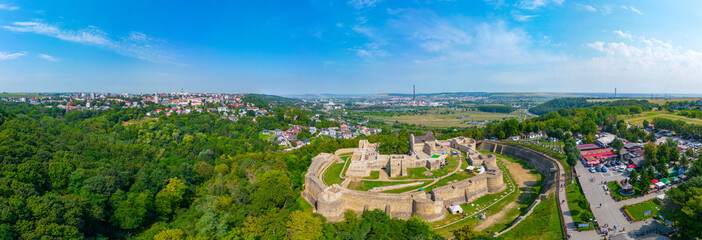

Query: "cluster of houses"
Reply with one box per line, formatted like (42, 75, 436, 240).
(508, 131, 544, 141)
(262, 124, 383, 147)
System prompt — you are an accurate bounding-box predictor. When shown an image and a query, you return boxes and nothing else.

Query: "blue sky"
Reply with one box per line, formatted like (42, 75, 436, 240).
(1, 0, 702, 95)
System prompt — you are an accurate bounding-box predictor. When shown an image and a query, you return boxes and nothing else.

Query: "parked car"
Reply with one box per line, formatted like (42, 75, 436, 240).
(603, 185, 609, 191)
(602, 167, 608, 173)
(589, 167, 596, 173)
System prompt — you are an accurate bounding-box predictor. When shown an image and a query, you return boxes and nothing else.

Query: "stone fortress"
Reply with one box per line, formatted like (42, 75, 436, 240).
(302, 133, 507, 222)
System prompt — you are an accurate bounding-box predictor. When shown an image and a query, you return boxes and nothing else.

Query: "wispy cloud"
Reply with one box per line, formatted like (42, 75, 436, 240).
(0, 3, 19, 11)
(38, 54, 58, 62)
(0, 51, 25, 60)
(348, 0, 383, 9)
(577, 3, 597, 12)
(2, 21, 177, 64)
(513, 13, 538, 21)
(622, 5, 643, 15)
(516, 0, 564, 10)
(613, 30, 632, 40)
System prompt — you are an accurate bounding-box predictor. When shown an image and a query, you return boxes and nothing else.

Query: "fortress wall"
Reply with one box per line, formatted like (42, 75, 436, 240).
(413, 195, 447, 222)
(305, 137, 508, 223)
(480, 141, 557, 194)
(487, 171, 506, 193)
(433, 175, 490, 206)
(339, 190, 416, 219)
(334, 148, 357, 156)
(304, 153, 338, 207)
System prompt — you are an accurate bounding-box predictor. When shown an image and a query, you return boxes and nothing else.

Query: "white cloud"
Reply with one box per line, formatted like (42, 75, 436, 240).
(38, 54, 58, 62)
(577, 4, 597, 12)
(613, 30, 632, 40)
(621, 5, 642, 15)
(513, 14, 538, 21)
(348, 0, 383, 9)
(516, 0, 564, 10)
(0, 4, 19, 11)
(0, 51, 25, 60)
(2, 21, 176, 64)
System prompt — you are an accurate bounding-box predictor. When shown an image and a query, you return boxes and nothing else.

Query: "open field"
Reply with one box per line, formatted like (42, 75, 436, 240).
(434, 152, 543, 237)
(346, 180, 422, 191)
(323, 160, 346, 185)
(363, 108, 523, 128)
(499, 194, 563, 240)
(624, 199, 662, 221)
(623, 111, 702, 126)
(587, 98, 702, 105)
(0, 93, 48, 98)
(391, 156, 459, 180)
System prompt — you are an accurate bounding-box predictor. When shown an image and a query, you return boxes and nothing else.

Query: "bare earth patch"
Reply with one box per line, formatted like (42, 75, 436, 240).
(475, 160, 538, 231)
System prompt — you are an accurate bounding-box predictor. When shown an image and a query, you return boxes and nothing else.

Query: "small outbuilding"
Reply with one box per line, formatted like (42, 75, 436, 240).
(448, 205, 463, 214)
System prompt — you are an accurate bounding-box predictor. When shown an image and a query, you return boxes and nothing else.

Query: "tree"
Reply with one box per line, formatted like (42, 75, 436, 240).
(454, 225, 487, 240)
(646, 132, 657, 142)
(287, 211, 323, 240)
(155, 178, 187, 216)
(250, 170, 293, 212)
(642, 119, 650, 128)
(564, 138, 579, 167)
(611, 138, 624, 154)
(109, 190, 152, 230)
(155, 229, 185, 240)
(629, 106, 643, 114)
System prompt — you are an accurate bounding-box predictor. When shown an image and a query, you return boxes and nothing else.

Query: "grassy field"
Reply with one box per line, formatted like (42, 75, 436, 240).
(391, 156, 459, 180)
(423, 171, 474, 193)
(623, 111, 702, 126)
(500, 194, 563, 240)
(323, 161, 346, 186)
(0, 93, 48, 98)
(363, 171, 380, 179)
(624, 199, 662, 221)
(587, 98, 702, 105)
(346, 180, 420, 191)
(434, 152, 543, 237)
(566, 178, 596, 230)
(363, 108, 523, 128)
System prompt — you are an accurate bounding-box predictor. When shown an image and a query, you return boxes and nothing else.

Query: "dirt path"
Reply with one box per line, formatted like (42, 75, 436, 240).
(475, 159, 538, 231)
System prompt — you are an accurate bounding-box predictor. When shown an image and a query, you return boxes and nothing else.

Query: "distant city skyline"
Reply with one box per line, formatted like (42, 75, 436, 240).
(1, 1, 702, 95)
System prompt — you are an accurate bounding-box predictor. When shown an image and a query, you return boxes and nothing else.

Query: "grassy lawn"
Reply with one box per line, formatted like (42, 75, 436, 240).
(566, 178, 596, 230)
(391, 156, 458, 180)
(500, 194, 563, 240)
(363, 108, 523, 128)
(624, 111, 702, 126)
(505, 141, 571, 180)
(340, 154, 352, 177)
(0, 93, 47, 98)
(624, 199, 663, 221)
(363, 171, 380, 179)
(423, 171, 474, 193)
(434, 155, 526, 237)
(381, 183, 429, 193)
(346, 180, 419, 191)
(323, 161, 346, 186)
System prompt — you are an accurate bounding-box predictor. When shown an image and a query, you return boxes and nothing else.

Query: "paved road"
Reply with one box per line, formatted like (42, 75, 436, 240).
(574, 160, 673, 239)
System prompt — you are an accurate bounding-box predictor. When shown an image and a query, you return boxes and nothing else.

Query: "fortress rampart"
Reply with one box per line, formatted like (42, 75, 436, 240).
(303, 136, 507, 222)
(480, 141, 558, 194)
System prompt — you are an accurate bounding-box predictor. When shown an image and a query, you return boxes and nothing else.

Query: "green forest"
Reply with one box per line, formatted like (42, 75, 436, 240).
(0, 101, 449, 239)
